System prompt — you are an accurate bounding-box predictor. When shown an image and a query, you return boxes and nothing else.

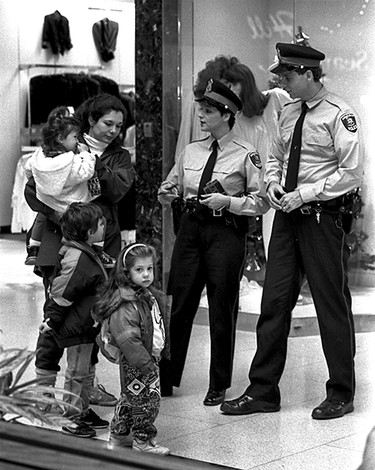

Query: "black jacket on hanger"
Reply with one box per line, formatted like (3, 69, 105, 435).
(92, 18, 119, 62)
(42, 10, 73, 55)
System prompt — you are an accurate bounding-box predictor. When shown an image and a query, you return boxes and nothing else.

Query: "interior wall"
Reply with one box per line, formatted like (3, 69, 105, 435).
(179, 0, 294, 113)
(0, 2, 21, 229)
(0, 0, 134, 228)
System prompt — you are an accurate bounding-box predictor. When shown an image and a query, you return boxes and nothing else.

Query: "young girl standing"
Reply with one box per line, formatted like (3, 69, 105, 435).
(93, 243, 171, 455)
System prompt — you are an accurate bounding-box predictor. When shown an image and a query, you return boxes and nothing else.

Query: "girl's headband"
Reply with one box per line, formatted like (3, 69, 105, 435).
(122, 243, 147, 267)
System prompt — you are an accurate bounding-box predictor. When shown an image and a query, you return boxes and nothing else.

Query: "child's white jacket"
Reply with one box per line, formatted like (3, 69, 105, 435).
(25, 147, 97, 213)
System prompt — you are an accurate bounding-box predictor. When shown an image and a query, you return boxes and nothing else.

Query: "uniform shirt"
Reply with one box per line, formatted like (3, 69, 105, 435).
(266, 85, 364, 202)
(158, 129, 269, 217)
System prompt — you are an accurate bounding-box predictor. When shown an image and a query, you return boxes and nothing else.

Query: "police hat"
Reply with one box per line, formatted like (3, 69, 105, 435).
(196, 78, 242, 114)
(269, 43, 325, 74)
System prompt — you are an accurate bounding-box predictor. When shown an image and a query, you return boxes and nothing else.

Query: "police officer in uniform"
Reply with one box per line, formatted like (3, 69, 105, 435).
(220, 43, 364, 419)
(158, 79, 269, 406)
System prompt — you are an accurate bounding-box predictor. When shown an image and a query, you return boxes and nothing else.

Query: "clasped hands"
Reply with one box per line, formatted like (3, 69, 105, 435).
(267, 182, 303, 213)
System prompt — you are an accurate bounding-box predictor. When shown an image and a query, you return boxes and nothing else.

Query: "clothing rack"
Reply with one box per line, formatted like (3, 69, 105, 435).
(88, 7, 123, 12)
(20, 64, 105, 140)
(19, 64, 104, 71)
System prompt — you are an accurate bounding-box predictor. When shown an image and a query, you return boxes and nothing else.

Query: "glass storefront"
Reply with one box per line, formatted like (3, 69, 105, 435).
(161, 0, 375, 289)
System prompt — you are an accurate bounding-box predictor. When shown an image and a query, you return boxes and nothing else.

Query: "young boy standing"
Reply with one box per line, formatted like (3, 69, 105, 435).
(39, 202, 109, 438)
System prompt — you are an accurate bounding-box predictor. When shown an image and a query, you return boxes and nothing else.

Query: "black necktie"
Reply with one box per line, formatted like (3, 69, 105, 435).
(197, 140, 218, 199)
(284, 102, 308, 192)
(196, 140, 218, 217)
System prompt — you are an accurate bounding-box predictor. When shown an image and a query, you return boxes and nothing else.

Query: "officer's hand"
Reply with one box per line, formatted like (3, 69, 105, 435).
(267, 182, 285, 210)
(200, 193, 228, 211)
(158, 181, 178, 195)
(157, 181, 180, 204)
(279, 190, 303, 213)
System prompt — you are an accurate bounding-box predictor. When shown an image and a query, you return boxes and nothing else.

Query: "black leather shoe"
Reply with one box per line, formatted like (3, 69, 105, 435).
(160, 386, 173, 397)
(203, 388, 226, 406)
(220, 393, 280, 415)
(311, 399, 354, 420)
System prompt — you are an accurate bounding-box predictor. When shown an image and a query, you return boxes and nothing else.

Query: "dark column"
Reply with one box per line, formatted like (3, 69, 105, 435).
(134, 0, 179, 289)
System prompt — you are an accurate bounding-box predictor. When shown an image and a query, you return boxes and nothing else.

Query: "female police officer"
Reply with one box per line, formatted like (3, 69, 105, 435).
(158, 79, 269, 406)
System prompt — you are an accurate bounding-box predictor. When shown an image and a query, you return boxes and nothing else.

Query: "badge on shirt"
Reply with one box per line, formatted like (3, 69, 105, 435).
(248, 151, 262, 169)
(341, 113, 357, 133)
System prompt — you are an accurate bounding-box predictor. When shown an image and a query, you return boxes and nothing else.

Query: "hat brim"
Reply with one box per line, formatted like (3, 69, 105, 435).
(268, 61, 288, 74)
(195, 94, 239, 114)
(269, 57, 322, 74)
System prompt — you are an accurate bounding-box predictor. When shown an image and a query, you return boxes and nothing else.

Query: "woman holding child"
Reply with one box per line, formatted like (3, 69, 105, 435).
(25, 93, 135, 409)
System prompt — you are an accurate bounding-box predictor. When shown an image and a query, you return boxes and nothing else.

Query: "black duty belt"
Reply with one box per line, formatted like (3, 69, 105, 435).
(184, 198, 250, 233)
(299, 195, 346, 215)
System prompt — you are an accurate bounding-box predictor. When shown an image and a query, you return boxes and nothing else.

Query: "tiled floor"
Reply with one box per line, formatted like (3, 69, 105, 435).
(1, 232, 375, 470)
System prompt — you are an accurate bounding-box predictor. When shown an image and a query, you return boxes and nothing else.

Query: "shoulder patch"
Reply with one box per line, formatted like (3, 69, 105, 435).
(248, 151, 262, 169)
(341, 113, 357, 133)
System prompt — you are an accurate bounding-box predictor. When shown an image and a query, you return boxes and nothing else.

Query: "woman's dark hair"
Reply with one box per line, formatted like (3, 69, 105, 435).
(222, 63, 269, 118)
(61, 202, 103, 242)
(42, 114, 81, 154)
(194, 55, 240, 99)
(75, 93, 127, 134)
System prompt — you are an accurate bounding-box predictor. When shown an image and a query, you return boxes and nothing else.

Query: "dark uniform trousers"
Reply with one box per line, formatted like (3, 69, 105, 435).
(246, 209, 356, 404)
(166, 211, 247, 391)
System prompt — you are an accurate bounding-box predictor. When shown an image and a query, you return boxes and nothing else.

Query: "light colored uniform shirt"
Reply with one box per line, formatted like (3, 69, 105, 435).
(266, 85, 364, 203)
(158, 129, 269, 217)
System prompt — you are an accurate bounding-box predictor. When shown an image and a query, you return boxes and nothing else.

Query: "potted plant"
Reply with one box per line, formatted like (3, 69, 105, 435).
(0, 345, 79, 427)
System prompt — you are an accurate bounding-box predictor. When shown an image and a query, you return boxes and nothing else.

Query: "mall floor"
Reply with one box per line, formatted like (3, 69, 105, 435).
(1, 232, 375, 470)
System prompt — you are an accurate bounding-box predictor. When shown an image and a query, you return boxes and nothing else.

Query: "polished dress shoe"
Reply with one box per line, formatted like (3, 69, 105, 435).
(311, 399, 354, 420)
(160, 385, 173, 397)
(220, 393, 280, 415)
(203, 388, 226, 406)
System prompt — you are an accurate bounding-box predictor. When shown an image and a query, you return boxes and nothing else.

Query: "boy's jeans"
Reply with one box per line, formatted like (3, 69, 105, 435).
(64, 343, 95, 417)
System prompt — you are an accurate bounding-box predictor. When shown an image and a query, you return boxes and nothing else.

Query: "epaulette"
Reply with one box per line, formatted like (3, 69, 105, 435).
(324, 92, 350, 113)
(284, 98, 301, 108)
(191, 135, 210, 144)
(232, 137, 255, 151)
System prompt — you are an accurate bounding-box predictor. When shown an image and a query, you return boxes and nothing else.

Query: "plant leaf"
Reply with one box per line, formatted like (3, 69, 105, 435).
(0, 349, 34, 378)
(12, 352, 36, 388)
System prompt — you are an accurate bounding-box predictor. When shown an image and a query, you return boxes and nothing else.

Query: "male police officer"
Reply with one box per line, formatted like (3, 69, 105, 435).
(158, 79, 268, 406)
(220, 43, 364, 419)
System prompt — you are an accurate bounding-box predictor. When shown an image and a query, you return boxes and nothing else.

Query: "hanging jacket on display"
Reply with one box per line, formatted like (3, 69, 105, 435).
(42, 10, 73, 55)
(92, 18, 119, 62)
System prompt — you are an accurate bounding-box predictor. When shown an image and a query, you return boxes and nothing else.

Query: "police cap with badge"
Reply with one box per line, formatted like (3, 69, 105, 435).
(196, 78, 242, 115)
(269, 42, 325, 74)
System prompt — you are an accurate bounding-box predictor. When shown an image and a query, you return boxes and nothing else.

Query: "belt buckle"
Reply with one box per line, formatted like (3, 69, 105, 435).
(300, 206, 312, 215)
(213, 207, 224, 217)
